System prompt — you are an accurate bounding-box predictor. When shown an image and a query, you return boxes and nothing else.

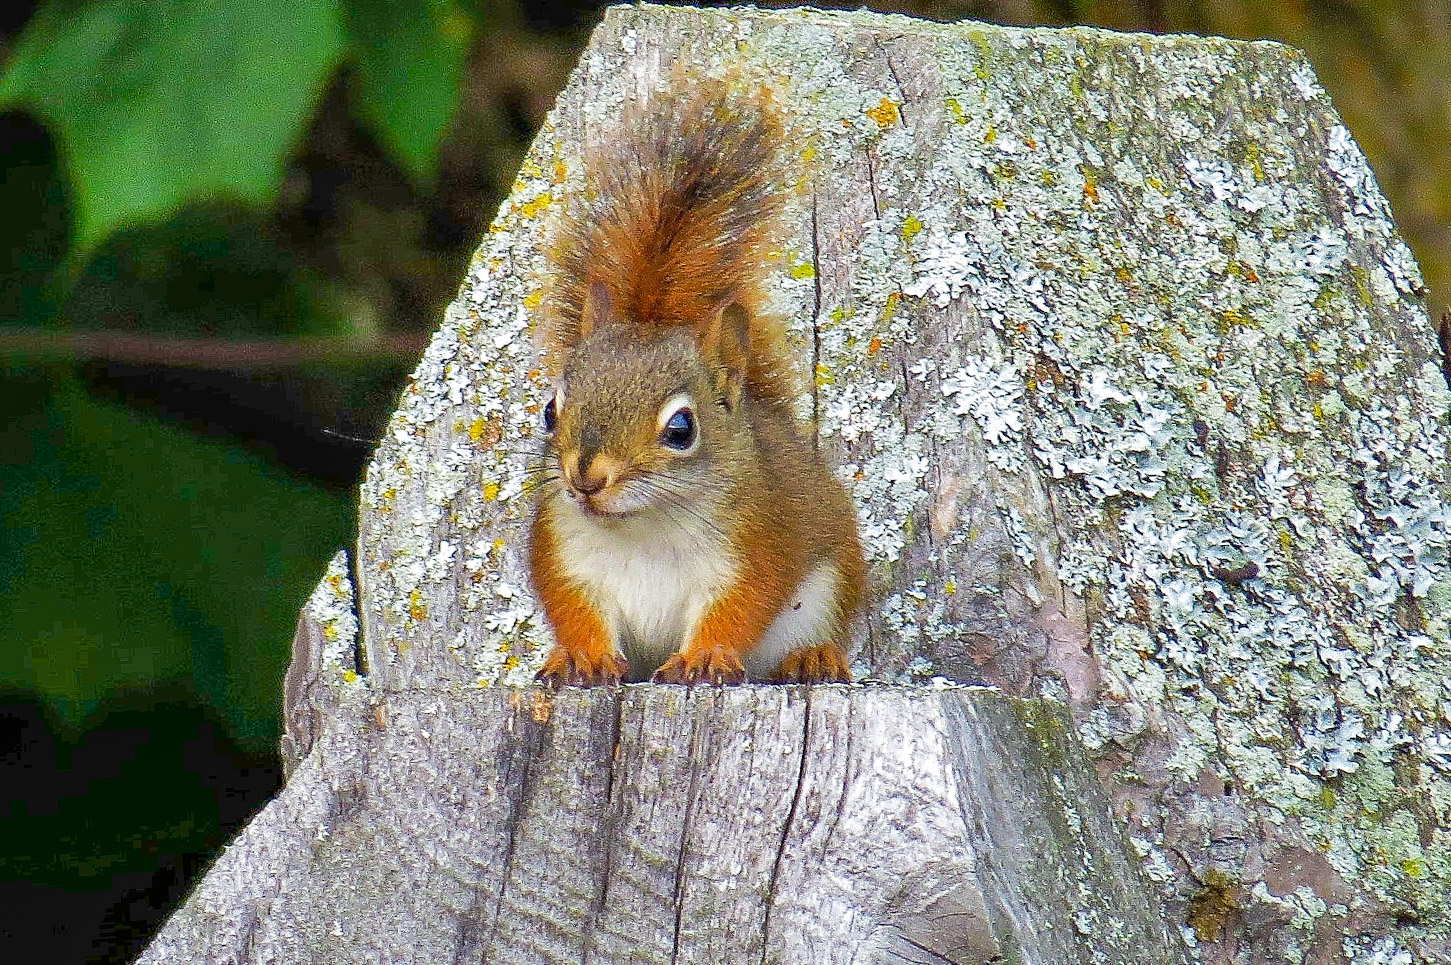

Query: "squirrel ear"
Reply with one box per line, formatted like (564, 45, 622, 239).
(579, 281, 614, 339)
(700, 302, 751, 410)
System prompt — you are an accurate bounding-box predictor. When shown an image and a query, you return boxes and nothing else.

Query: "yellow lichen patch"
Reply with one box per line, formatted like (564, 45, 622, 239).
(483, 481, 501, 501)
(865, 97, 901, 130)
(517, 191, 554, 219)
(944, 96, 967, 124)
(523, 289, 545, 309)
(323, 624, 338, 640)
(552, 160, 568, 183)
(790, 262, 816, 279)
(882, 291, 900, 322)
(984, 126, 996, 144)
(969, 31, 991, 80)
(815, 364, 835, 388)
(902, 215, 923, 242)
(1245, 142, 1265, 181)
(1185, 869, 1242, 942)
(1082, 170, 1099, 205)
(944, 579, 957, 595)
(409, 589, 427, 622)
(800, 144, 817, 164)
(342, 669, 358, 684)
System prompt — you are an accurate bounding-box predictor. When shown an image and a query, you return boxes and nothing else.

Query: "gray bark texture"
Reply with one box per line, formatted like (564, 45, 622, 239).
(145, 682, 1184, 965)
(145, 4, 1451, 964)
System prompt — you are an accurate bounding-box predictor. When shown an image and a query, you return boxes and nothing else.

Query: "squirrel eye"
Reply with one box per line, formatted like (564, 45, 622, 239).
(660, 407, 697, 451)
(543, 395, 558, 433)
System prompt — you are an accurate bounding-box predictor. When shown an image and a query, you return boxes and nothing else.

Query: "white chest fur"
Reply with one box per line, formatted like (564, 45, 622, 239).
(548, 501, 738, 671)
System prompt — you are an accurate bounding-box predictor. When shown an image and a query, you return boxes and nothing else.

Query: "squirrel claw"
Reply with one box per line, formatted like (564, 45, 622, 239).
(653, 648, 747, 686)
(771, 643, 852, 684)
(535, 648, 628, 688)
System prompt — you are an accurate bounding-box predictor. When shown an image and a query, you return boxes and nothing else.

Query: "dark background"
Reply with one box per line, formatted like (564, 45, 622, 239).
(2, 1, 1447, 960)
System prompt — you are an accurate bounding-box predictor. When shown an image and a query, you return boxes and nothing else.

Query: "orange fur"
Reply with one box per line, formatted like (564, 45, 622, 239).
(530, 509, 627, 686)
(548, 83, 798, 409)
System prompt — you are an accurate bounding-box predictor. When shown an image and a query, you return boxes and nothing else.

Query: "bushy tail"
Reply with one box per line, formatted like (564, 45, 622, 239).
(548, 81, 797, 407)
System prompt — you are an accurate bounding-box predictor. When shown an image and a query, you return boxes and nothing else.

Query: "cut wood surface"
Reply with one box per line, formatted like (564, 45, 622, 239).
(151, 4, 1451, 963)
(145, 685, 1186, 965)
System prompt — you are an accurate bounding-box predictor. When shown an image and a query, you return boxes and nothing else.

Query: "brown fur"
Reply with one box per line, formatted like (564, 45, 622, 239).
(547, 82, 797, 409)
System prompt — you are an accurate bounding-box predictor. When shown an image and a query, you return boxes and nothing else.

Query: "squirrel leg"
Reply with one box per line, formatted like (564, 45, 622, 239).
(531, 513, 625, 688)
(654, 576, 782, 686)
(533, 586, 625, 687)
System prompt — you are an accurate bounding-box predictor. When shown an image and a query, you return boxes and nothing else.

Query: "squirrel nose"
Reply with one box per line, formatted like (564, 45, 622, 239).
(567, 453, 619, 498)
(574, 473, 607, 496)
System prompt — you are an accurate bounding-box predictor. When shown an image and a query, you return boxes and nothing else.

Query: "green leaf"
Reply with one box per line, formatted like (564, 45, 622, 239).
(0, 0, 345, 254)
(346, 0, 472, 187)
(0, 372, 351, 749)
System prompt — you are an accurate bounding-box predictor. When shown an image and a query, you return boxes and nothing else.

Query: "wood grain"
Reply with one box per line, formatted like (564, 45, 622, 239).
(142, 686, 1187, 965)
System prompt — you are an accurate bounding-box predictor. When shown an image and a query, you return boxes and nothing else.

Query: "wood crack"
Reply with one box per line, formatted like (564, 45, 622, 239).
(479, 708, 548, 961)
(866, 152, 884, 222)
(582, 689, 626, 964)
(346, 547, 369, 677)
(810, 191, 824, 452)
(880, 41, 911, 128)
(759, 689, 813, 964)
(668, 698, 709, 965)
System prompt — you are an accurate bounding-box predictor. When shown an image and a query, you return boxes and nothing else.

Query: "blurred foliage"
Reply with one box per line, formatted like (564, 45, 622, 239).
(0, 0, 579, 956)
(0, 0, 474, 258)
(0, 0, 344, 257)
(0, 688, 280, 963)
(2, 0, 1449, 961)
(0, 370, 350, 746)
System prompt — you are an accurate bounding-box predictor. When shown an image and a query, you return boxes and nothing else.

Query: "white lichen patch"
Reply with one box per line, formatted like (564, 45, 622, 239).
(304, 550, 360, 679)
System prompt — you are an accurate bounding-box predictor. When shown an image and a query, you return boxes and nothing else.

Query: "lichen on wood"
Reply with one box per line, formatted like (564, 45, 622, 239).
(171, 4, 1451, 963)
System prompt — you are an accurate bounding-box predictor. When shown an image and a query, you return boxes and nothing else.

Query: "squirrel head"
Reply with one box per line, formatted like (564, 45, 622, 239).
(541, 283, 754, 520)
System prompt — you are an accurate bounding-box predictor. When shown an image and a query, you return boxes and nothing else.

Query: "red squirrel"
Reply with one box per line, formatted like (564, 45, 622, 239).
(528, 80, 866, 686)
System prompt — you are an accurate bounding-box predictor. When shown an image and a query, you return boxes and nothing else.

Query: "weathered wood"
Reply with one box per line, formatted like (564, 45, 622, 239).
(141, 685, 1185, 965)
(280, 551, 360, 777)
(148, 3, 1451, 962)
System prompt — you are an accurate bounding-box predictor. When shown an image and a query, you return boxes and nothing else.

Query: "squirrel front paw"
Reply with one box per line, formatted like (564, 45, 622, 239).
(653, 646, 747, 686)
(770, 643, 852, 684)
(536, 647, 628, 688)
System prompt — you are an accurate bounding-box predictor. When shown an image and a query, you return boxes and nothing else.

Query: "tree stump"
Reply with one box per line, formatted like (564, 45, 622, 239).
(145, 5, 1451, 964)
